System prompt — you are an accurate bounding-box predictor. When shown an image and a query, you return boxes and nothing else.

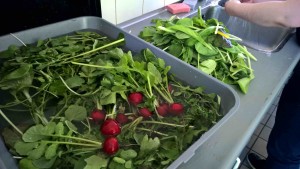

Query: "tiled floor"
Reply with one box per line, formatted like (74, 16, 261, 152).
(238, 94, 281, 169)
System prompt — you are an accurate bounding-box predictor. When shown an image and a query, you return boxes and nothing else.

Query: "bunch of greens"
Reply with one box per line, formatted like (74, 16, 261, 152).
(139, 8, 257, 94)
(0, 32, 221, 169)
(0, 32, 124, 125)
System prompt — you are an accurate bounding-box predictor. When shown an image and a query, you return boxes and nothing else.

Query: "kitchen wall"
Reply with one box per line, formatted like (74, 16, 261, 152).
(101, 0, 181, 25)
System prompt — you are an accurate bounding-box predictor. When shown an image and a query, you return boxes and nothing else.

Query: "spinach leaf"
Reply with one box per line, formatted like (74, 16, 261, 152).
(198, 59, 217, 74)
(195, 42, 218, 56)
(139, 8, 257, 94)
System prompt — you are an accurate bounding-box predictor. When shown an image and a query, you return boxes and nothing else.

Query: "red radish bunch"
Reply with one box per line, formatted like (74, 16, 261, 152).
(103, 137, 119, 155)
(138, 107, 153, 118)
(100, 119, 121, 155)
(156, 103, 169, 116)
(116, 113, 128, 125)
(100, 119, 121, 136)
(90, 109, 106, 123)
(169, 103, 184, 115)
(128, 92, 143, 106)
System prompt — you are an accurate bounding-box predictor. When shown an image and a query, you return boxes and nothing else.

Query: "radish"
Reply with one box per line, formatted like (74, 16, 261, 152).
(116, 113, 128, 125)
(138, 107, 153, 118)
(100, 119, 121, 136)
(90, 109, 106, 123)
(103, 137, 119, 155)
(169, 103, 184, 115)
(156, 103, 169, 116)
(128, 92, 143, 106)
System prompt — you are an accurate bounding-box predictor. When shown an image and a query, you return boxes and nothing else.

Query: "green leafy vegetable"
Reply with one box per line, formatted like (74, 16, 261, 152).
(19, 158, 39, 169)
(65, 105, 87, 121)
(139, 8, 257, 93)
(0, 31, 222, 169)
(139, 134, 160, 157)
(84, 155, 108, 169)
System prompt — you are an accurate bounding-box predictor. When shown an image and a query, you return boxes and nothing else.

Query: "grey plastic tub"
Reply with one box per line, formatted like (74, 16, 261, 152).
(0, 17, 239, 169)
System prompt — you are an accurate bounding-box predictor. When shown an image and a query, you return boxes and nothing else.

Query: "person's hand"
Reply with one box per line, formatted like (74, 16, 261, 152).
(225, 0, 241, 5)
(224, 0, 241, 16)
(241, 0, 255, 3)
(224, 0, 255, 15)
(226, 0, 255, 3)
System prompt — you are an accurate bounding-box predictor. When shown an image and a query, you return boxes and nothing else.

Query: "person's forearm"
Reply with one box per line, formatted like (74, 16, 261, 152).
(252, 0, 284, 3)
(225, 1, 299, 27)
(241, 0, 284, 3)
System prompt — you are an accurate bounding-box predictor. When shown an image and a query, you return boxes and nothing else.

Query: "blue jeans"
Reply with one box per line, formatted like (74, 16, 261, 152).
(266, 61, 300, 169)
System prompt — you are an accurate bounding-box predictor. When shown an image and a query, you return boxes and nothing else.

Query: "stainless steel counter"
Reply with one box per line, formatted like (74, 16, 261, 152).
(117, 2, 300, 169)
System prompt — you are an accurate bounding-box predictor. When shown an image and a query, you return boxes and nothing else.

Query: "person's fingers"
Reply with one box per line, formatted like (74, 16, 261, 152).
(224, 0, 239, 15)
(226, 0, 241, 4)
(240, 0, 254, 3)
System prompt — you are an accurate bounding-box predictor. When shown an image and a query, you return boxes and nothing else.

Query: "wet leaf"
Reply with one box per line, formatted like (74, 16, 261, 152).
(120, 149, 137, 160)
(139, 135, 160, 157)
(65, 105, 87, 121)
(198, 59, 217, 74)
(84, 155, 108, 169)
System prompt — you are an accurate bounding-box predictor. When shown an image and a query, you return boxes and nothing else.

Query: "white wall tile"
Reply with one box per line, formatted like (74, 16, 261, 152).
(165, 0, 181, 5)
(143, 0, 165, 14)
(116, 0, 143, 24)
(101, 0, 117, 25)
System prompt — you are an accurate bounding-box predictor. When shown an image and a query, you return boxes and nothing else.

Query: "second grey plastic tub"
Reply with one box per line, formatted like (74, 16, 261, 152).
(0, 17, 239, 169)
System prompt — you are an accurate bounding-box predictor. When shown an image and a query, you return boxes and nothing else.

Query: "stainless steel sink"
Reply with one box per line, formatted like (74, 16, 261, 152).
(204, 6, 295, 52)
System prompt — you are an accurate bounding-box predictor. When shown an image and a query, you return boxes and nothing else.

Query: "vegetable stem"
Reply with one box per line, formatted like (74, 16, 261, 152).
(41, 141, 100, 147)
(157, 26, 176, 33)
(237, 44, 257, 61)
(47, 134, 102, 145)
(128, 75, 140, 88)
(66, 38, 125, 60)
(0, 109, 23, 135)
(62, 147, 98, 155)
(71, 62, 116, 69)
(22, 89, 32, 103)
(136, 127, 169, 137)
(153, 86, 173, 103)
(147, 75, 153, 96)
(141, 120, 192, 128)
(59, 76, 86, 96)
(10, 33, 27, 46)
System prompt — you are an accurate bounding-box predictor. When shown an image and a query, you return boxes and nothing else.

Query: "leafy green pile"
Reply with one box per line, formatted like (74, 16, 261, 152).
(139, 9, 257, 94)
(0, 32, 221, 169)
